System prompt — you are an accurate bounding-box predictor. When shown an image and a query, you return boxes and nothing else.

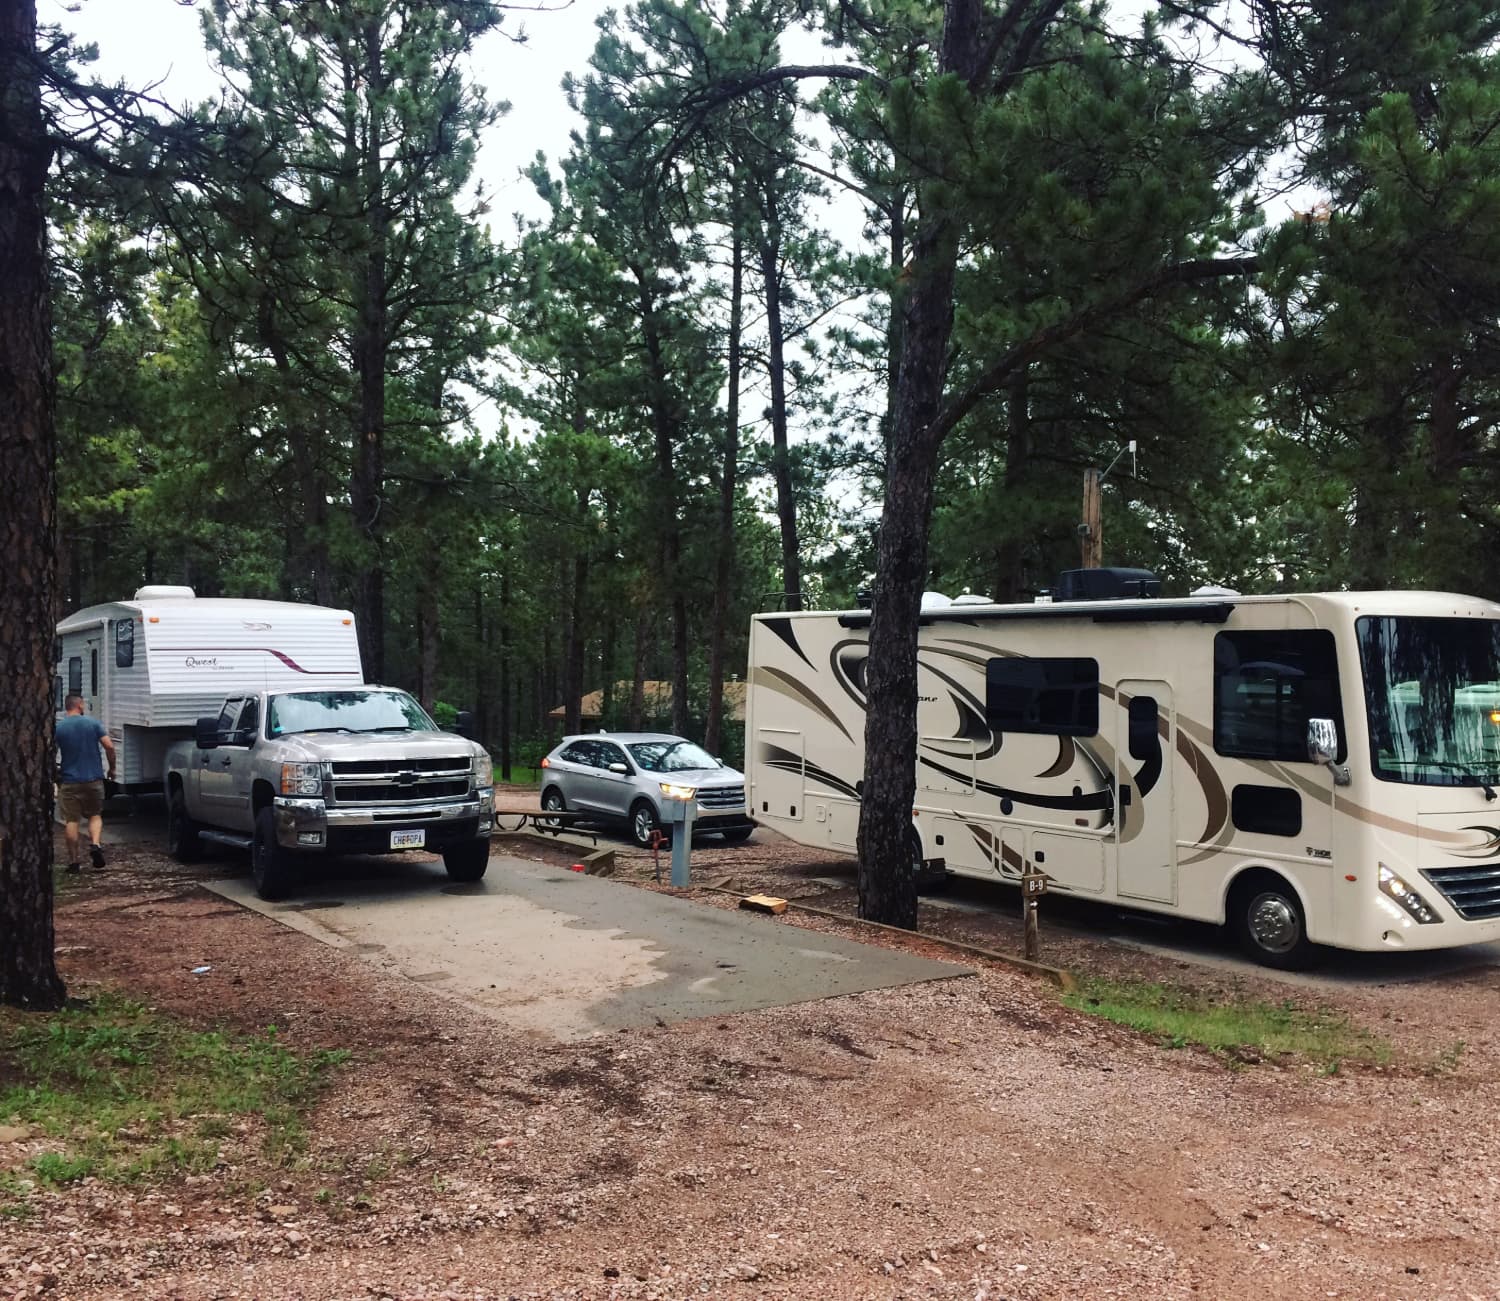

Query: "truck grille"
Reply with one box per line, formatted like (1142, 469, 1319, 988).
(337, 779, 470, 804)
(697, 785, 745, 809)
(327, 757, 472, 806)
(1420, 865, 1500, 920)
(332, 756, 469, 777)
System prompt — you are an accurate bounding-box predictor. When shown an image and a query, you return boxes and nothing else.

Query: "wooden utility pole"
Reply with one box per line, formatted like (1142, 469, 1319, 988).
(1080, 468, 1102, 568)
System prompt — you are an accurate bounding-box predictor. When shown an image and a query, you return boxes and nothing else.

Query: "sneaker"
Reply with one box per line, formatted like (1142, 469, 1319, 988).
(89, 844, 106, 870)
(66, 862, 81, 874)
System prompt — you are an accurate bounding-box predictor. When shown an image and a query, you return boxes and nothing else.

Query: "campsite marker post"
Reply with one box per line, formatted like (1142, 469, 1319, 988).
(1021, 869, 1048, 962)
(663, 792, 697, 888)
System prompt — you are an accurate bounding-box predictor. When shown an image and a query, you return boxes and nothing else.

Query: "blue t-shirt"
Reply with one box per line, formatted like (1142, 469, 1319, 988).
(57, 714, 108, 784)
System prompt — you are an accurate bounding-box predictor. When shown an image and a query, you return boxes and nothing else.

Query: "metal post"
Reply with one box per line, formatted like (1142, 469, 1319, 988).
(1022, 869, 1047, 962)
(670, 797, 695, 888)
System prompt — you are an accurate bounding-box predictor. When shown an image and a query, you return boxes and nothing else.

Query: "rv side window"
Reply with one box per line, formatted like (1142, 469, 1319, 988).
(67, 656, 83, 695)
(114, 619, 134, 668)
(985, 657, 1100, 736)
(55, 676, 63, 710)
(90, 649, 98, 696)
(1214, 630, 1344, 762)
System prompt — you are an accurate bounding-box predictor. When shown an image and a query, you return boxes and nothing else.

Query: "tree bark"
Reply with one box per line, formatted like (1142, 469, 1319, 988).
(498, 563, 512, 780)
(856, 0, 984, 930)
(416, 584, 439, 712)
(0, 0, 67, 1009)
(629, 610, 650, 731)
(706, 219, 744, 757)
(759, 205, 802, 611)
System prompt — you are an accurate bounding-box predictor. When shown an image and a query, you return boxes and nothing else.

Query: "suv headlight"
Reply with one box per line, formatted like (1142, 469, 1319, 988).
(473, 751, 493, 787)
(280, 762, 324, 797)
(1378, 864, 1441, 925)
(659, 781, 697, 800)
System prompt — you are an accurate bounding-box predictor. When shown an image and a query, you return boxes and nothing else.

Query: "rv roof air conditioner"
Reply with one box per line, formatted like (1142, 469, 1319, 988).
(1053, 568, 1160, 602)
(133, 585, 197, 601)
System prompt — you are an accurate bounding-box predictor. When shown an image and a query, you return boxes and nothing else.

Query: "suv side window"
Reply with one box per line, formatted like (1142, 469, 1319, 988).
(560, 741, 595, 766)
(598, 742, 629, 771)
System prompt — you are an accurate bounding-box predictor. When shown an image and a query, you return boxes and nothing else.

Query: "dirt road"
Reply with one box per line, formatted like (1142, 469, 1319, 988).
(3, 816, 1498, 1300)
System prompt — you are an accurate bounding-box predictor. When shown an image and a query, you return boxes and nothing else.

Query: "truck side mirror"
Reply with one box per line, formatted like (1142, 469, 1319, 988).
(454, 709, 476, 740)
(195, 716, 221, 750)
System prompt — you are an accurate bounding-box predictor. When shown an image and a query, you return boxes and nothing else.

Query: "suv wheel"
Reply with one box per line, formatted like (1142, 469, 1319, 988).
(540, 786, 566, 830)
(251, 806, 295, 901)
(630, 800, 662, 849)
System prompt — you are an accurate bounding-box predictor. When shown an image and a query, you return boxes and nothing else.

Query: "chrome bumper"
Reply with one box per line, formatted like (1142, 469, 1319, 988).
(274, 789, 494, 849)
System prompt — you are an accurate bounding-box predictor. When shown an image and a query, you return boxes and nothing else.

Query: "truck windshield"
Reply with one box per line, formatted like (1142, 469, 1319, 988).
(1357, 616, 1500, 785)
(268, 690, 438, 737)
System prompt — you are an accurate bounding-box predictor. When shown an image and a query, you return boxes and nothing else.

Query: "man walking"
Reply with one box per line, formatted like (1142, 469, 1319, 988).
(57, 693, 116, 873)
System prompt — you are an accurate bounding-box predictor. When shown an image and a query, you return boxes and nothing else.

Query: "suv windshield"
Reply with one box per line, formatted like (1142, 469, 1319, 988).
(268, 689, 438, 737)
(627, 739, 718, 773)
(1357, 616, 1500, 785)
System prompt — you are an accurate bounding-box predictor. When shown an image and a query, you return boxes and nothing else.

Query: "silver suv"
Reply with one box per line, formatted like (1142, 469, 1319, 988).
(539, 733, 753, 847)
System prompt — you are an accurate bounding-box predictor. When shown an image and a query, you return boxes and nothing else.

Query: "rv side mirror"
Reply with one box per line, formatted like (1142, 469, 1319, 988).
(454, 709, 476, 740)
(195, 716, 221, 750)
(1307, 718, 1350, 786)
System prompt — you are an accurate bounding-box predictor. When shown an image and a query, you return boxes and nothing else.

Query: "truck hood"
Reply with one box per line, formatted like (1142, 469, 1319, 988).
(274, 731, 482, 764)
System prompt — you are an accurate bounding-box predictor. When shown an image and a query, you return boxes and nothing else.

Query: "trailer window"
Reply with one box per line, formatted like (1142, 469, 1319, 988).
(90, 649, 98, 696)
(1214, 630, 1343, 762)
(985, 657, 1099, 736)
(67, 656, 82, 695)
(114, 619, 134, 668)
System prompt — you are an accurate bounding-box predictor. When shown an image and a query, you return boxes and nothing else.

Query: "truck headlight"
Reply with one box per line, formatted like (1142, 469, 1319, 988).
(473, 751, 493, 787)
(659, 782, 696, 800)
(1378, 864, 1440, 925)
(280, 762, 323, 797)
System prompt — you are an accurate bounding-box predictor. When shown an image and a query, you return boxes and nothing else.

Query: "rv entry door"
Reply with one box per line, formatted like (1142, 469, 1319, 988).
(1115, 680, 1176, 904)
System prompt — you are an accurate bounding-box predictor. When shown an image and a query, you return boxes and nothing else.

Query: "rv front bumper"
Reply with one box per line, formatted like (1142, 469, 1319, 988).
(274, 789, 494, 852)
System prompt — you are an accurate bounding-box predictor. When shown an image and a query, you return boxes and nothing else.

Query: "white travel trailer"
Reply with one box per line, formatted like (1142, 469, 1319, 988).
(55, 587, 363, 793)
(746, 574, 1500, 967)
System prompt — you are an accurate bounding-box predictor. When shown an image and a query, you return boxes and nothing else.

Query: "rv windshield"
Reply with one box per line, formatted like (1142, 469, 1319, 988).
(268, 689, 438, 737)
(1357, 616, 1500, 786)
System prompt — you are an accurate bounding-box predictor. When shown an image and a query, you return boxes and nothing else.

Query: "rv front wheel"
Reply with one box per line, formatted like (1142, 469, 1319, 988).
(1231, 871, 1317, 970)
(166, 787, 201, 863)
(251, 807, 295, 902)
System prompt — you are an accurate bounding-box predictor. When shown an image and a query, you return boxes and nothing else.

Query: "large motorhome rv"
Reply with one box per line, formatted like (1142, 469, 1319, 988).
(746, 571, 1500, 967)
(55, 587, 362, 793)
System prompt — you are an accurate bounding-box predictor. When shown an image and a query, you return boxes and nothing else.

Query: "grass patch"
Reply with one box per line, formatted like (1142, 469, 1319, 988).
(0, 993, 347, 1216)
(1063, 978, 1392, 1070)
(496, 766, 541, 787)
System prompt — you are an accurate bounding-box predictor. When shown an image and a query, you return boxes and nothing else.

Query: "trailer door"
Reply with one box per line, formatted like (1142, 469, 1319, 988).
(1115, 680, 1176, 904)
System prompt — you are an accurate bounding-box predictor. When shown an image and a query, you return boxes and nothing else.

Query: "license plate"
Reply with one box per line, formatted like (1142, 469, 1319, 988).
(390, 829, 426, 849)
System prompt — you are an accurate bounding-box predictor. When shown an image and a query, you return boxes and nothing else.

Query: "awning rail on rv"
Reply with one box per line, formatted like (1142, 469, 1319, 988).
(836, 600, 1236, 629)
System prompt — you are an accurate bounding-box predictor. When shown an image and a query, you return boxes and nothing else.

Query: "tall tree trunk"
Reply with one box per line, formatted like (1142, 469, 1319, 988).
(629, 609, 650, 731)
(857, 0, 983, 930)
(991, 367, 1031, 601)
(759, 212, 801, 611)
(498, 565, 512, 781)
(706, 220, 744, 757)
(562, 547, 587, 735)
(474, 586, 490, 748)
(633, 268, 690, 738)
(350, 20, 389, 682)
(0, 0, 66, 1009)
(417, 584, 439, 712)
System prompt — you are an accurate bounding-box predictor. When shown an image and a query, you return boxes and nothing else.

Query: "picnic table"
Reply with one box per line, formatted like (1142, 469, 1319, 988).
(491, 807, 598, 844)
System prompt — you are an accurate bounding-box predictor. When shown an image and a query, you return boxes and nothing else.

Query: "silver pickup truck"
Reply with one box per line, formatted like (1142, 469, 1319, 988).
(163, 686, 494, 899)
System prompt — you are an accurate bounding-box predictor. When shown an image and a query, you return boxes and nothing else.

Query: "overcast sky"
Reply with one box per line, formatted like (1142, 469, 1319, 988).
(50, 0, 613, 227)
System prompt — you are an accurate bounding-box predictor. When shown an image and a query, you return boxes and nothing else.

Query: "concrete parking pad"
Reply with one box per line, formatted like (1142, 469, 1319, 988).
(205, 855, 970, 1040)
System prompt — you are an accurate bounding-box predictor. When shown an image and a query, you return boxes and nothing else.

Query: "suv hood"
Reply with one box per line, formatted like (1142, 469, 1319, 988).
(274, 731, 481, 764)
(650, 766, 743, 788)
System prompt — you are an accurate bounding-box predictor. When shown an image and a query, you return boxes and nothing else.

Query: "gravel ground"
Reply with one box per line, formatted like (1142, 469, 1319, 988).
(2, 799, 1498, 1300)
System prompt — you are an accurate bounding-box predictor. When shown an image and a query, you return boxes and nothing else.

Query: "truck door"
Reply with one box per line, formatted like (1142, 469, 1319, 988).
(198, 698, 254, 829)
(1115, 680, 1176, 904)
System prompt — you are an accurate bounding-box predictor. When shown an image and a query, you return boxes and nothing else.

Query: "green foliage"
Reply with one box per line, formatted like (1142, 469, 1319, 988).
(0, 994, 347, 1215)
(1063, 978, 1392, 1070)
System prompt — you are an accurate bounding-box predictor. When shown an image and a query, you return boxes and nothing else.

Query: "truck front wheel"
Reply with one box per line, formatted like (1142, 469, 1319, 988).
(443, 838, 490, 882)
(251, 806, 295, 901)
(167, 787, 201, 863)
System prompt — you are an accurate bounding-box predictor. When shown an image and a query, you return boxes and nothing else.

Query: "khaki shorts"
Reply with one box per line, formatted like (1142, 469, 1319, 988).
(58, 781, 105, 822)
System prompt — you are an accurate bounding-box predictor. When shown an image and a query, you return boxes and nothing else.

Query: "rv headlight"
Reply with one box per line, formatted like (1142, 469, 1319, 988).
(472, 751, 492, 787)
(659, 782, 697, 801)
(280, 762, 324, 797)
(1378, 864, 1441, 925)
